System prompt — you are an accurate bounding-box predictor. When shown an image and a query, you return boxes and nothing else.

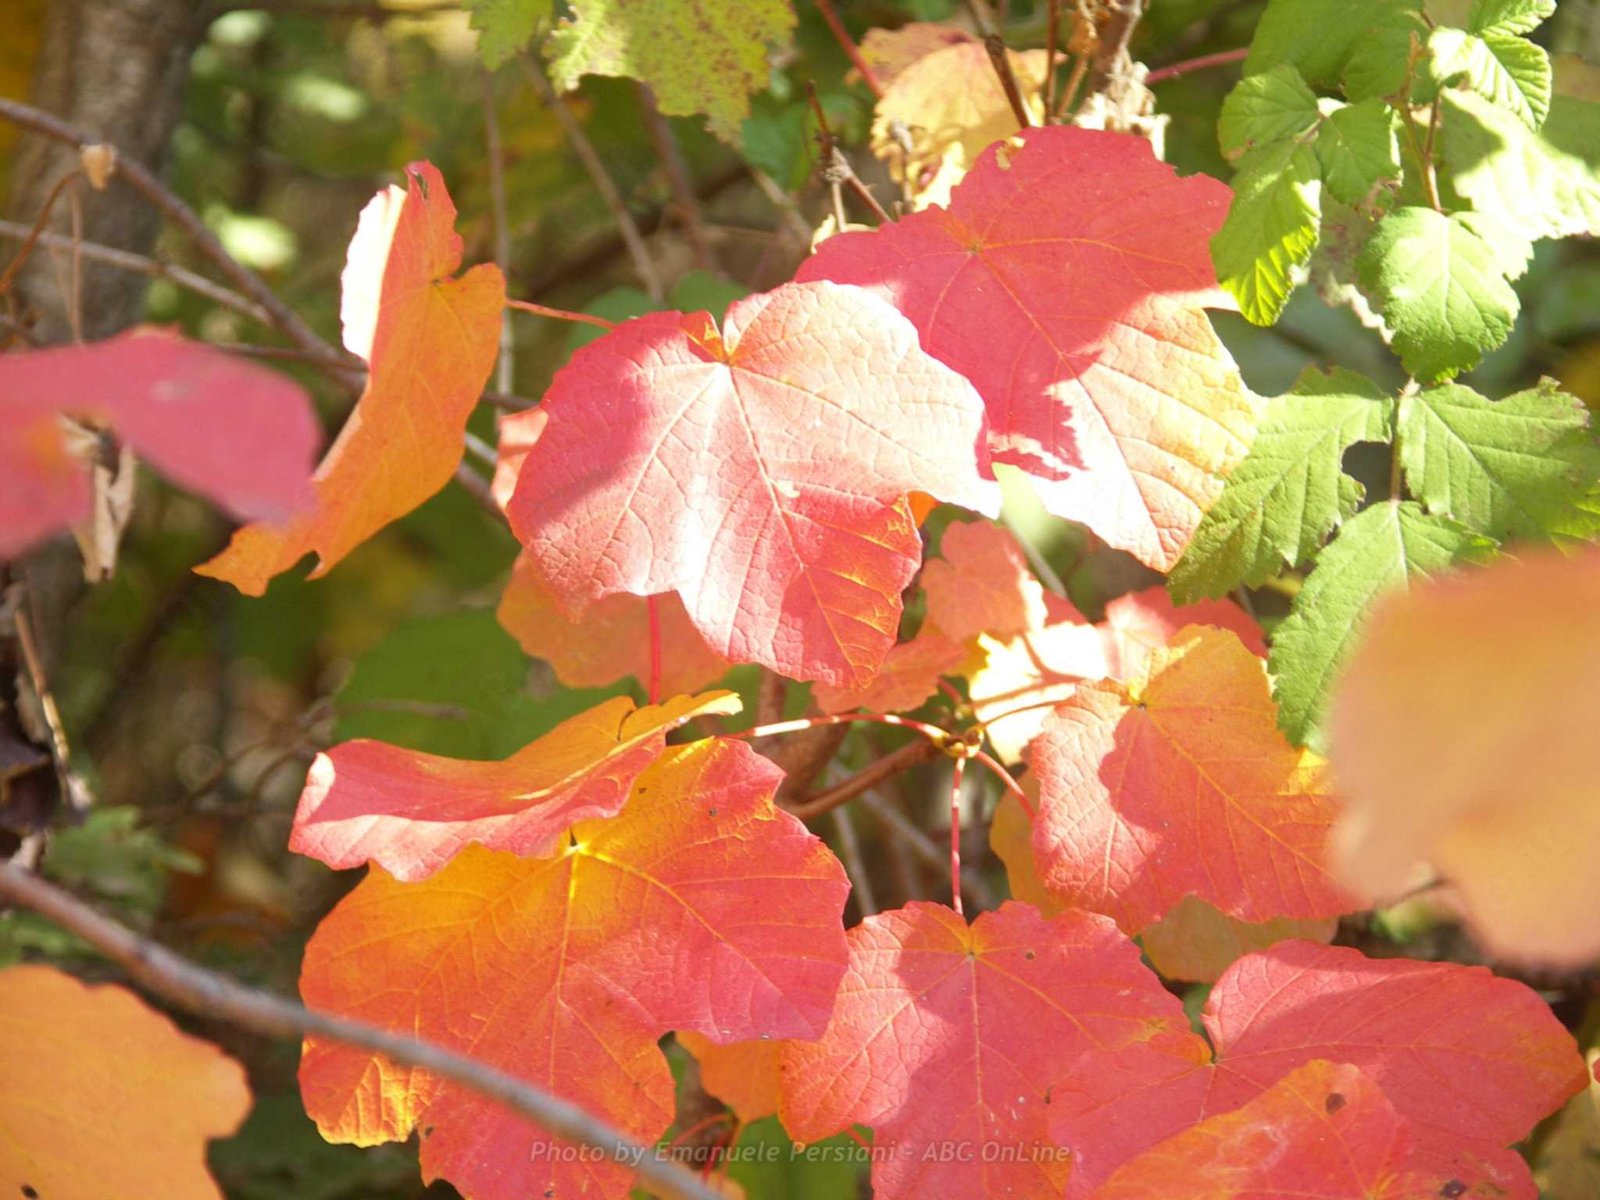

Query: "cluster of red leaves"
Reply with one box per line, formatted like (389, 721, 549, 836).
(4, 131, 1585, 1200)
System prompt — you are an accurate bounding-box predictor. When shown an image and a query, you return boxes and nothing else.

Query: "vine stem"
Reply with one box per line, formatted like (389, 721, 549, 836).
(984, 34, 1035, 130)
(0, 862, 726, 1200)
(1143, 46, 1249, 86)
(506, 296, 617, 331)
(949, 755, 968, 915)
(814, 0, 885, 100)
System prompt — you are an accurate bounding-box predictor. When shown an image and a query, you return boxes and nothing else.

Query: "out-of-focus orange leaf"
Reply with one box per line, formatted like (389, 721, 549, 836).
(291, 690, 738, 881)
(988, 785, 1058, 912)
(1138, 896, 1337, 984)
(921, 519, 1049, 643)
(856, 22, 972, 90)
(1329, 547, 1600, 965)
(676, 1031, 782, 1122)
(199, 162, 504, 594)
(0, 964, 250, 1200)
(496, 550, 730, 695)
(810, 631, 970, 715)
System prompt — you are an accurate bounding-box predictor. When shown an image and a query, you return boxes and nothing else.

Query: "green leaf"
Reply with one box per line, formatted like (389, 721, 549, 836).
(1219, 65, 1320, 160)
(546, 0, 796, 140)
(1357, 206, 1527, 381)
(1398, 379, 1600, 539)
(1246, 0, 1421, 97)
(1213, 141, 1323, 325)
(1171, 367, 1394, 602)
(1429, 23, 1552, 129)
(1441, 60, 1600, 241)
(1268, 501, 1495, 748)
(1467, 0, 1556, 38)
(1314, 98, 1401, 205)
(467, 0, 553, 68)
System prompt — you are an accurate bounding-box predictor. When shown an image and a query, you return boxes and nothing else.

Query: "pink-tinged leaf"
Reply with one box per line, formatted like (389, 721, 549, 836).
(290, 691, 739, 881)
(491, 407, 546, 511)
(300, 738, 849, 1200)
(1028, 626, 1351, 932)
(1089, 1061, 1441, 1200)
(505, 280, 1001, 687)
(1098, 585, 1264, 677)
(798, 126, 1258, 570)
(921, 519, 1049, 642)
(1051, 941, 1586, 1198)
(778, 901, 1198, 1200)
(198, 162, 505, 594)
(0, 329, 318, 558)
(496, 550, 730, 695)
(810, 631, 970, 715)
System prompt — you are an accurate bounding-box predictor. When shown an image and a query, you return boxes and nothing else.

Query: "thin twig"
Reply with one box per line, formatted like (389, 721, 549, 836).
(0, 169, 83, 299)
(0, 862, 725, 1200)
(807, 83, 892, 226)
(786, 739, 939, 820)
(636, 84, 715, 271)
(482, 72, 515, 396)
(815, 0, 885, 99)
(518, 56, 663, 301)
(984, 35, 1035, 130)
(857, 789, 998, 910)
(1143, 46, 1248, 86)
(507, 296, 617, 331)
(830, 807, 879, 918)
(1043, 0, 1063, 118)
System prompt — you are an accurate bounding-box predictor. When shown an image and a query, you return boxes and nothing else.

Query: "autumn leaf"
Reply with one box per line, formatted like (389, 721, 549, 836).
(1096, 585, 1265, 678)
(677, 1031, 782, 1123)
(497, 550, 730, 695)
(799, 126, 1258, 570)
(1137, 895, 1336, 984)
(546, 0, 794, 139)
(0, 329, 318, 558)
(490, 406, 546, 511)
(810, 632, 970, 716)
(1329, 546, 1600, 965)
(1088, 1061, 1451, 1200)
(506, 280, 1000, 688)
(199, 162, 505, 595)
(290, 690, 738, 881)
(777, 901, 1197, 1200)
(0, 964, 251, 1200)
(299, 738, 849, 1200)
(1027, 626, 1351, 932)
(856, 21, 972, 89)
(921, 519, 1049, 643)
(1050, 940, 1585, 1198)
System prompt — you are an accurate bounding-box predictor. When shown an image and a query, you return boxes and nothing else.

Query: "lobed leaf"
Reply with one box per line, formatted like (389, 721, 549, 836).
(1429, 0, 1555, 129)
(1244, 0, 1421, 98)
(1212, 141, 1322, 326)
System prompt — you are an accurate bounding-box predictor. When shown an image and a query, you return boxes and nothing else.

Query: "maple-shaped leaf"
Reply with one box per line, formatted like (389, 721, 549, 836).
(0, 329, 318, 558)
(798, 126, 1258, 571)
(1088, 1060, 1463, 1200)
(497, 550, 730, 695)
(811, 632, 970, 716)
(299, 738, 849, 1200)
(777, 901, 1197, 1200)
(546, 0, 794, 139)
(199, 163, 505, 595)
(1269, 500, 1496, 749)
(1028, 626, 1350, 933)
(1137, 896, 1336, 984)
(676, 1031, 782, 1122)
(506, 280, 1000, 688)
(1330, 546, 1600, 965)
(921, 519, 1049, 643)
(1050, 940, 1585, 1198)
(290, 691, 737, 881)
(0, 964, 251, 1200)
(1169, 366, 1395, 601)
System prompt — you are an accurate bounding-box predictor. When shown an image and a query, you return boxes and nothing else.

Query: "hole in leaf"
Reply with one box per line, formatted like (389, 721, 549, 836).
(1440, 1184, 1467, 1199)
(1324, 1092, 1346, 1114)
(22, 1186, 40, 1199)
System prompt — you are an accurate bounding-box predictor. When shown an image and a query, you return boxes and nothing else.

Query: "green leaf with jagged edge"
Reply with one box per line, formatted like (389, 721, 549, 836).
(1429, 0, 1555, 129)
(546, 0, 796, 140)
(1441, 57, 1600, 242)
(1397, 380, 1600, 540)
(1219, 65, 1320, 160)
(1357, 207, 1528, 381)
(1213, 141, 1322, 325)
(1314, 98, 1401, 205)
(1170, 367, 1394, 603)
(1268, 501, 1495, 749)
(1246, 0, 1422, 99)
(467, 0, 553, 68)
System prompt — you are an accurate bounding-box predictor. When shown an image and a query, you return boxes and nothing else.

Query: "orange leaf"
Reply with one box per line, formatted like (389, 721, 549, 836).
(291, 690, 739, 881)
(676, 1031, 782, 1123)
(496, 550, 730, 695)
(1329, 546, 1600, 965)
(199, 162, 505, 594)
(810, 631, 970, 715)
(0, 964, 251, 1200)
(921, 519, 1050, 643)
(299, 738, 849, 1200)
(1028, 626, 1352, 932)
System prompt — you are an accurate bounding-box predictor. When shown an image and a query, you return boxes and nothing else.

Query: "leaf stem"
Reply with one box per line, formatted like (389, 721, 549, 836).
(0, 862, 728, 1200)
(506, 297, 618, 330)
(984, 34, 1035, 130)
(1143, 46, 1249, 86)
(785, 739, 940, 820)
(814, 0, 885, 100)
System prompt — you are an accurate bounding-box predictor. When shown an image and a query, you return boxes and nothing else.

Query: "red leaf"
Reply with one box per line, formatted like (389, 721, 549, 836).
(300, 738, 849, 1200)
(199, 162, 504, 594)
(290, 691, 738, 881)
(1098, 585, 1264, 677)
(505, 280, 1000, 687)
(798, 126, 1257, 569)
(1051, 941, 1586, 1198)
(496, 549, 730, 695)
(777, 901, 1198, 1200)
(0, 329, 317, 557)
(1026, 626, 1350, 931)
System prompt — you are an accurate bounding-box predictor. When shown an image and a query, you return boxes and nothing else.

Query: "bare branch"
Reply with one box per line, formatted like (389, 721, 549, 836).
(0, 861, 726, 1200)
